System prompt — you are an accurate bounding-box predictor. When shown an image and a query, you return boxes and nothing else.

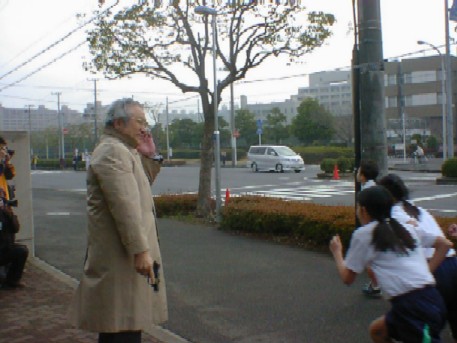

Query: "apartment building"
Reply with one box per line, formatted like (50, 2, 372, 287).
(384, 55, 457, 142)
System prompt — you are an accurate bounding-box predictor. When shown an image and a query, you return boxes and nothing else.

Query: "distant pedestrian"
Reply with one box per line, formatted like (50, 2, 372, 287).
(84, 152, 90, 171)
(72, 156, 77, 171)
(31, 155, 38, 170)
(330, 186, 450, 343)
(68, 98, 167, 343)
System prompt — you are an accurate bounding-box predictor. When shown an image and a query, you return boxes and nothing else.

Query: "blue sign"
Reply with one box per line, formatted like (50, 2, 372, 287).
(256, 119, 263, 129)
(256, 128, 262, 135)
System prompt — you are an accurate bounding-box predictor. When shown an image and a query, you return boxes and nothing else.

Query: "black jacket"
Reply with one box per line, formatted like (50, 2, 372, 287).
(0, 207, 20, 261)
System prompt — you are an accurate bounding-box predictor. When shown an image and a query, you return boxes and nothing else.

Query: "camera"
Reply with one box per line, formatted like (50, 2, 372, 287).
(7, 149, 15, 156)
(1, 198, 18, 207)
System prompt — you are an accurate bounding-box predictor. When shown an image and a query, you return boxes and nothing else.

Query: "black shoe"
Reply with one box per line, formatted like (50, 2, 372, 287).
(362, 282, 382, 298)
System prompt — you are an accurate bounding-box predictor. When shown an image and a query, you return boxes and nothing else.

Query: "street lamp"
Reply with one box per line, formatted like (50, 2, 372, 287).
(417, 40, 447, 159)
(195, 5, 222, 220)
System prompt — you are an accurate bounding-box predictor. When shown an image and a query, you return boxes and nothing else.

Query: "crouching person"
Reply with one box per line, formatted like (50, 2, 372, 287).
(330, 186, 450, 343)
(0, 188, 28, 289)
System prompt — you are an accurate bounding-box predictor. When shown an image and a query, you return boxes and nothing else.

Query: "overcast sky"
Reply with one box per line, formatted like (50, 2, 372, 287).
(0, 0, 454, 115)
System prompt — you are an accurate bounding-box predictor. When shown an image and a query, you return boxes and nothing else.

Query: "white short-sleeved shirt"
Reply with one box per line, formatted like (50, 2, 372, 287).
(361, 179, 376, 190)
(392, 203, 455, 258)
(345, 221, 435, 298)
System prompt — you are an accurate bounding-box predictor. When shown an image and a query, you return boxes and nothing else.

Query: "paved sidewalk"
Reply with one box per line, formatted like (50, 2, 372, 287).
(0, 258, 183, 343)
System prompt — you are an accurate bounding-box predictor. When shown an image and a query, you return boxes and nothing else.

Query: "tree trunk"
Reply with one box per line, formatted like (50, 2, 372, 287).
(196, 105, 215, 217)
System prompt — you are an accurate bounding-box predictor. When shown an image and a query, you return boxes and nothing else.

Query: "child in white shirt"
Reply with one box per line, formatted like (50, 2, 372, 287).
(379, 173, 457, 342)
(330, 186, 451, 342)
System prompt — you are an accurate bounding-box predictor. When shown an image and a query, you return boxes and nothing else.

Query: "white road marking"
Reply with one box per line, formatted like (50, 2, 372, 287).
(46, 212, 71, 216)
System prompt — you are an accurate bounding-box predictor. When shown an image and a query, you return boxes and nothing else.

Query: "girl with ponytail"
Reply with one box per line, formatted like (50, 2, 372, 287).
(379, 173, 457, 343)
(330, 186, 451, 343)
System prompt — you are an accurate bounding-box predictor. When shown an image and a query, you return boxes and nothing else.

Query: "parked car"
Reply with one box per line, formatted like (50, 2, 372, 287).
(246, 145, 305, 173)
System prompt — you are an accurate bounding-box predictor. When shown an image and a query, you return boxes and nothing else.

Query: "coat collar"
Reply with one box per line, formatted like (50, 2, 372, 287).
(102, 127, 138, 149)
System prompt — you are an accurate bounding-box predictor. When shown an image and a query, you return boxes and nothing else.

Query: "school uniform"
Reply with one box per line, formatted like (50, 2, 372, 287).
(361, 179, 376, 190)
(345, 220, 446, 342)
(392, 203, 457, 340)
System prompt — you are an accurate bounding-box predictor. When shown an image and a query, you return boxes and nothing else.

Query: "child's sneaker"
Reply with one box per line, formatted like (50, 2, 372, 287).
(362, 282, 382, 297)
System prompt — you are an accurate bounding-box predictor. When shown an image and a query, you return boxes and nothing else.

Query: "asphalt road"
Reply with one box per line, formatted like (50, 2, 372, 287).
(31, 166, 457, 342)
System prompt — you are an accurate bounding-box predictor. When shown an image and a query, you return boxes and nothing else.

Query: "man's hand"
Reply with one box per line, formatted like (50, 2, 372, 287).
(134, 251, 154, 282)
(137, 130, 156, 158)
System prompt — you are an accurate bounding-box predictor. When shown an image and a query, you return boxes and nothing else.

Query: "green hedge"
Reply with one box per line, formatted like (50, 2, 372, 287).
(442, 158, 457, 177)
(293, 146, 354, 165)
(320, 157, 355, 173)
(154, 194, 457, 249)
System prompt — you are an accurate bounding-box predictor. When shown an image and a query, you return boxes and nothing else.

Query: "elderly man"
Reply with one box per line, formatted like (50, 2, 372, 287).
(68, 99, 167, 343)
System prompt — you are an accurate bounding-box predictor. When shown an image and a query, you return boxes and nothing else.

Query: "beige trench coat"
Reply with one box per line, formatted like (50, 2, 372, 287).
(68, 129, 168, 333)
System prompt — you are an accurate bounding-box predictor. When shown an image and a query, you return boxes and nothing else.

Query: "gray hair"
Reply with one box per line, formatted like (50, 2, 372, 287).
(105, 98, 143, 127)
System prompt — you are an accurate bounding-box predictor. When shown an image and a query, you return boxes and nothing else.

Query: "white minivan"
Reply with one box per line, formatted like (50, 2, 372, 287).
(247, 145, 305, 173)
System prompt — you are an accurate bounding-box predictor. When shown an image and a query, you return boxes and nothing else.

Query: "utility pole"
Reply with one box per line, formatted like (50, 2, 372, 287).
(52, 92, 64, 160)
(93, 79, 99, 144)
(357, 0, 388, 175)
(166, 97, 170, 161)
(25, 105, 34, 156)
(445, 0, 455, 158)
(397, 62, 407, 162)
(230, 82, 237, 166)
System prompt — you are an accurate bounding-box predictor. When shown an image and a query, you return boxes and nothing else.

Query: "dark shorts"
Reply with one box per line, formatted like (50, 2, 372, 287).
(386, 286, 446, 343)
(434, 256, 457, 339)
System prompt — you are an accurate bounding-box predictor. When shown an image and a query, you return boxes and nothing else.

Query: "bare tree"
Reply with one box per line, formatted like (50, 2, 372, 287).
(86, 1, 335, 217)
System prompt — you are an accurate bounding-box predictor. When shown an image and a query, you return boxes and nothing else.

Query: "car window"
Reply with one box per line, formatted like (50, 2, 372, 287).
(275, 146, 296, 156)
(249, 147, 266, 155)
(267, 148, 277, 156)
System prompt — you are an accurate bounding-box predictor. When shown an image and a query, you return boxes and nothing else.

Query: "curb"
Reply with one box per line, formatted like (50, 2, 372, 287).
(30, 257, 190, 343)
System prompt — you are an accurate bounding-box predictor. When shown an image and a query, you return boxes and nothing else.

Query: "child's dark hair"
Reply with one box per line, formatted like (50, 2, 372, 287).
(359, 160, 379, 181)
(377, 174, 420, 220)
(358, 186, 416, 254)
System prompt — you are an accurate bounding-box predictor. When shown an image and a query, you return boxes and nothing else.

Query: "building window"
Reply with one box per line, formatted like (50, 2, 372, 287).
(387, 74, 397, 85)
(387, 96, 397, 108)
(403, 73, 412, 84)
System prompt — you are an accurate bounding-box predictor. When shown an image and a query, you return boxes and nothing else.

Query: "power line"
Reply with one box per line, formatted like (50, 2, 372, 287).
(0, 41, 86, 92)
(0, 0, 119, 81)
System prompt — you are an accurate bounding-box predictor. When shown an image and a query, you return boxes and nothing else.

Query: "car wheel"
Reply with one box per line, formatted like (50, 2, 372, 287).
(294, 170, 301, 173)
(251, 162, 258, 172)
(276, 164, 284, 173)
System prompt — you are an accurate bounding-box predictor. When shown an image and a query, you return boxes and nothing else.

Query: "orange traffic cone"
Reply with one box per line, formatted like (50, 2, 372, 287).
(332, 164, 340, 180)
(225, 188, 230, 204)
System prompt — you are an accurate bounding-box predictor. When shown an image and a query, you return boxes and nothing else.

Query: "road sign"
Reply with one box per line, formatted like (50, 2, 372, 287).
(256, 128, 262, 135)
(256, 119, 263, 129)
(63, 128, 69, 135)
(233, 129, 240, 138)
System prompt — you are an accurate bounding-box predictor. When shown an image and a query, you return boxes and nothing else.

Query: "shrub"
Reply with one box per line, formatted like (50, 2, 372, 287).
(154, 194, 457, 251)
(154, 194, 199, 217)
(442, 158, 457, 177)
(293, 146, 353, 165)
(336, 157, 353, 173)
(221, 196, 355, 249)
(320, 158, 337, 173)
(320, 157, 354, 173)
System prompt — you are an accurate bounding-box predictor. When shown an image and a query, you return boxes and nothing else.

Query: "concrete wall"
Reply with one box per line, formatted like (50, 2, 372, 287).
(3, 131, 34, 256)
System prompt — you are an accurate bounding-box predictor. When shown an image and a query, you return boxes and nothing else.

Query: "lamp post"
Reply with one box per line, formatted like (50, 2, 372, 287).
(418, 40, 447, 159)
(445, 0, 455, 158)
(195, 5, 222, 220)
